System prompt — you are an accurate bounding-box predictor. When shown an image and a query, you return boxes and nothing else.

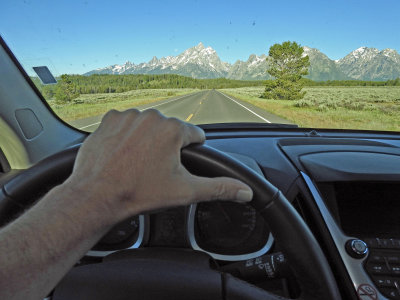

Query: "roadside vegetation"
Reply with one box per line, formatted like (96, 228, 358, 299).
(32, 74, 264, 101)
(32, 73, 400, 130)
(48, 88, 198, 121)
(220, 86, 400, 131)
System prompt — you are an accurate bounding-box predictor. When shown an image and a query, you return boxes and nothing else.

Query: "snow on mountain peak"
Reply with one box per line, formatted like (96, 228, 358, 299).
(382, 48, 397, 57)
(354, 46, 367, 53)
(302, 46, 320, 57)
(203, 46, 216, 55)
(350, 47, 379, 59)
(337, 47, 400, 80)
(85, 43, 400, 81)
(381, 48, 400, 62)
(195, 42, 205, 50)
(383, 48, 395, 53)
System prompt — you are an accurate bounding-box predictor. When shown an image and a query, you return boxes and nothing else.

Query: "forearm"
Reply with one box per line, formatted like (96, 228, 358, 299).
(0, 182, 117, 300)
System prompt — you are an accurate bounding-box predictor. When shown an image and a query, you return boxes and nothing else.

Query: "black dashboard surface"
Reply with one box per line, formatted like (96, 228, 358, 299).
(2, 128, 400, 300)
(91, 132, 400, 261)
(167, 132, 400, 300)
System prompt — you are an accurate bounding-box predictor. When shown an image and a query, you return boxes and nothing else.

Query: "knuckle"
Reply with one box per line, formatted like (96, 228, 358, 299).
(213, 181, 227, 200)
(143, 108, 162, 119)
(101, 109, 120, 123)
(103, 109, 119, 118)
(123, 108, 140, 117)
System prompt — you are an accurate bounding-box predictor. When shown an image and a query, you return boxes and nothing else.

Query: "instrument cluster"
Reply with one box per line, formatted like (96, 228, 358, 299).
(89, 202, 273, 261)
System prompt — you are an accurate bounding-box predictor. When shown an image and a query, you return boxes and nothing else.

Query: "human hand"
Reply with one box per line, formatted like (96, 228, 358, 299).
(65, 109, 253, 224)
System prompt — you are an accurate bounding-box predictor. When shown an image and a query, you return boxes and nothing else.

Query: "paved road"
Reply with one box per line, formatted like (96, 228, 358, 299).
(69, 90, 292, 131)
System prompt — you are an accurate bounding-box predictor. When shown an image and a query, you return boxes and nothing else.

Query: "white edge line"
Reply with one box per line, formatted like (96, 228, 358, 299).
(77, 92, 198, 130)
(78, 122, 102, 130)
(217, 91, 271, 123)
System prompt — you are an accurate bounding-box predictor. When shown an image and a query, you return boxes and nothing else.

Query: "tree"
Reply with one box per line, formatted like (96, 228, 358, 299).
(55, 74, 80, 104)
(262, 41, 310, 100)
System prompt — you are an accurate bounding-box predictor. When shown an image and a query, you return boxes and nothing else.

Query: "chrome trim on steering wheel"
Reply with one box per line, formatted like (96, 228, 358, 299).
(187, 203, 274, 261)
(301, 172, 389, 300)
(86, 215, 146, 257)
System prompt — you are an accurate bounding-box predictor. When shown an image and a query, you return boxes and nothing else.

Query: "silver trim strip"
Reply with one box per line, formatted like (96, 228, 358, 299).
(187, 203, 274, 261)
(86, 215, 145, 257)
(301, 172, 388, 300)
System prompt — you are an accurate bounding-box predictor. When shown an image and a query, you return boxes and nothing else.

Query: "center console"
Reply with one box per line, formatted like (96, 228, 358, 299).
(323, 181, 400, 299)
(279, 138, 400, 300)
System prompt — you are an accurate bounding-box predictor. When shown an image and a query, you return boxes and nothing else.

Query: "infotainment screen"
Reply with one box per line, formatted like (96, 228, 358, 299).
(334, 182, 400, 238)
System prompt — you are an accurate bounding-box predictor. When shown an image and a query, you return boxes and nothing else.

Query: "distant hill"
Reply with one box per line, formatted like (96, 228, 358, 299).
(85, 43, 400, 81)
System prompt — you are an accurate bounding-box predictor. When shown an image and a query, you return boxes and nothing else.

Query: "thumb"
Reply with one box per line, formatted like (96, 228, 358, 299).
(190, 176, 253, 204)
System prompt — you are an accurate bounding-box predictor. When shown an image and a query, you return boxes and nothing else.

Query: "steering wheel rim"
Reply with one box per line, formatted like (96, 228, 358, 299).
(0, 144, 341, 300)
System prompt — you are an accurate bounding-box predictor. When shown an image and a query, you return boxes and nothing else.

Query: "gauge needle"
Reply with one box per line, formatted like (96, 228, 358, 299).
(217, 202, 232, 223)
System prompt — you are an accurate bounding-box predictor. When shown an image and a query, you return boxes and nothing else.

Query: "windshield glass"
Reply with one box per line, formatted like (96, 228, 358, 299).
(1, 0, 399, 132)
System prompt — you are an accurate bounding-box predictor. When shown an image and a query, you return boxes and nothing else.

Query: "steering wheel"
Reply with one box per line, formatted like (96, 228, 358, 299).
(0, 144, 341, 300)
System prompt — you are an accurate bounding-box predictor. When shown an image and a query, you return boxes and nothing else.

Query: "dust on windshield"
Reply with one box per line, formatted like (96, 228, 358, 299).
(1, 0, 399, 132)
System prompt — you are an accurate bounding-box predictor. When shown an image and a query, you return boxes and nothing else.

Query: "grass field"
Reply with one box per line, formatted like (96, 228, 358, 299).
(219, 86, 400, 131)
(48, 88, 199, 121)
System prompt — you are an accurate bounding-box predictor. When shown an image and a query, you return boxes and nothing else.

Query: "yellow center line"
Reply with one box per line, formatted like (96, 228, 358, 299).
(186, 113, 194, 121)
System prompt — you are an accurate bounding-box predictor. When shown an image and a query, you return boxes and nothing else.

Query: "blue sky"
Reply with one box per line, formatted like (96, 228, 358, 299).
(1, 0, 399, 75)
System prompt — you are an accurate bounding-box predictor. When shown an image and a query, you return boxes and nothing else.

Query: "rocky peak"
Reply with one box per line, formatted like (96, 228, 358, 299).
(85, 43, 400, 81)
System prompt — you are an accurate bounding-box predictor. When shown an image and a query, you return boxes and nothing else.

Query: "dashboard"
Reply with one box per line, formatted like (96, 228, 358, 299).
(79, 129, 400, 300)
(2, 127, 400, 299)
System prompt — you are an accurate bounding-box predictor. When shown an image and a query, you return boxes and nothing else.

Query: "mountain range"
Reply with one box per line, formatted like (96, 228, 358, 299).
(85, 42, 400, 81)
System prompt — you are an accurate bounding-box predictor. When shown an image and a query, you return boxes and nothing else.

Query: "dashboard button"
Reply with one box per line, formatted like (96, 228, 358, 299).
(375, 278, 395, 287)
(367, 264, 390, 275)
(346, 239, 368, 258)
(365, 238, 379, 249)
(380, 239, 392, 249)
(370, 254, 385, 262)
(391, 239, 400, 249)
(390, 266, 400, 276)
(387, 256, 400, 264)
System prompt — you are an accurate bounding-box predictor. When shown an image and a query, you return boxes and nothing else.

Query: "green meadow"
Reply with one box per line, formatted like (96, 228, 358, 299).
(48, 88, 199, 121)
(219, 86, 400, 131)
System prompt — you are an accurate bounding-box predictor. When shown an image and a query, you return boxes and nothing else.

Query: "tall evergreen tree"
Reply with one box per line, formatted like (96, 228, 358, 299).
(263, 41, 310, 100)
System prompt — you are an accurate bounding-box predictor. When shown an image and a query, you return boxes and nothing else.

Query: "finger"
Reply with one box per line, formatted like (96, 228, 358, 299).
(118, 108, 141, 129)
(140, 108, 164, 119)
(99, 109, 120, 126)
(189, 176, 253, 203)
(181, 123, 205, 147)
(121, 108, 140, 117)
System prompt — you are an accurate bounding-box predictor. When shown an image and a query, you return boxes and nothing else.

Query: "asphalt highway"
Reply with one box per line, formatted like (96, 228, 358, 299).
(70, 90, 292, 131)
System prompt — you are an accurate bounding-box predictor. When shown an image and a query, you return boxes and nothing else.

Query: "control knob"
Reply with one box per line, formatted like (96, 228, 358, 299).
(346, 239, 368, 259)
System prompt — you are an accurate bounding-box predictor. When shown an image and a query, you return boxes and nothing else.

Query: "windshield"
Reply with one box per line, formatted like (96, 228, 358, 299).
(1, 0, 399, 132)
